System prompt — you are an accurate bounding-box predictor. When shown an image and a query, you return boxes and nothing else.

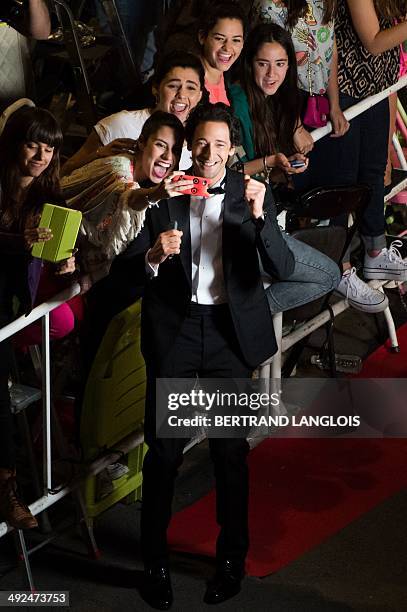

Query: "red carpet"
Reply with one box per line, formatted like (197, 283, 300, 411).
(168, 326, 407, 577)
(355, 322, 407, 377)
(168, 438, 407, 576)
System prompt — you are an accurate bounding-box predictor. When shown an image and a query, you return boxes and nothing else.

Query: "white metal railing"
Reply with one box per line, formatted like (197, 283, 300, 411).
(312, 74, 407, 143)
(0, 75, 406, 538)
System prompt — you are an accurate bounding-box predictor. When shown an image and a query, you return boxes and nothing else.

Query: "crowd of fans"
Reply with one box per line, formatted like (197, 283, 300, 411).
(1, 0, 407, 606)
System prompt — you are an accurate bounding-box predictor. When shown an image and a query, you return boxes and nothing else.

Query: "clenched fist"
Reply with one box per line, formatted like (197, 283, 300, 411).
(147, 229, 183, 265)
(244, 175, 266, 219)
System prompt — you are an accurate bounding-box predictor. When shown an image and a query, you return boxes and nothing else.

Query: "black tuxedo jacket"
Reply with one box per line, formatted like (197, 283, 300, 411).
(120, 169, 294, 369)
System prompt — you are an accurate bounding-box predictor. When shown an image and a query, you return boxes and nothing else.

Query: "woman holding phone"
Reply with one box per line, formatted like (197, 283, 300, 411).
(229, 24, 340, 315)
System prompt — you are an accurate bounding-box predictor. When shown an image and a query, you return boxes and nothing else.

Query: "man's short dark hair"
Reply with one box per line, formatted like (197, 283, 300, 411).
(199, 2, 247, 38)
(185, 103, 241, 148)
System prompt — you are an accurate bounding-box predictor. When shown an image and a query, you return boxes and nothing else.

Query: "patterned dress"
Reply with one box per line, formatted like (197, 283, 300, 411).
(335, 0, 399, 99)
(253, 0, 335, 95)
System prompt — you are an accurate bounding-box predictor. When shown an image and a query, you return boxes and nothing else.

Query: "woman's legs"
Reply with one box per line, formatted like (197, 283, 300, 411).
(0, 334, 15, 470)
(0, 318, 37, 529)
(385, 93, 398, 189)
(266, 233, 341, 314)
(357, 98, 407, 280)
(14, 302, 75, 349)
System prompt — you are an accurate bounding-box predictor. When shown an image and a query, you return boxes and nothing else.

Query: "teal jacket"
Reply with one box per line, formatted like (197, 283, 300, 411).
(228, 83, 255, 163)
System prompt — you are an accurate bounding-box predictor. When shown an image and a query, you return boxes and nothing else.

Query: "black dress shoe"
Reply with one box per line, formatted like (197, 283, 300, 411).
(140, 565, 173, 610)
(203, 559, 244, 605)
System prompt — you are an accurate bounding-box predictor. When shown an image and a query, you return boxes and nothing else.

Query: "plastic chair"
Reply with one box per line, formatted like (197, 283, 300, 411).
(80, 299, 147, 520)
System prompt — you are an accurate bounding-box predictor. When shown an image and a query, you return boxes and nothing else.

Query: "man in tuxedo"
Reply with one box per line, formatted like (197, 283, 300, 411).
(135, 103, 294, 609)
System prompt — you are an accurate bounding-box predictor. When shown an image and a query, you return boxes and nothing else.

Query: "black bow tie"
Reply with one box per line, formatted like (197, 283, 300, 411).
(207, 179, 226, 196)
(207, 186, 225, 195)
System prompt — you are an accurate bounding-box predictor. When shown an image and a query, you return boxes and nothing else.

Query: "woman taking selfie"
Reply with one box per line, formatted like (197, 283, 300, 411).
(61, 110, 188, 284)
(62, 111, 190, 369)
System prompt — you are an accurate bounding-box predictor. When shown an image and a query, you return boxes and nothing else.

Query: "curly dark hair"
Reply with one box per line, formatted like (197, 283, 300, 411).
(153, 50, 207, 95)
(0, 106, 63, 230)
(185, 102, 241, 148)
(198, 1, 247, 38)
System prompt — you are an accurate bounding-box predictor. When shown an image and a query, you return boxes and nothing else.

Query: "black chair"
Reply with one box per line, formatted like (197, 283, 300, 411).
(259, 183, 399, 379)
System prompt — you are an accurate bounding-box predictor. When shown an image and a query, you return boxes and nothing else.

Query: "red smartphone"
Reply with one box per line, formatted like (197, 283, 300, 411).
(171, 174, 212, 197)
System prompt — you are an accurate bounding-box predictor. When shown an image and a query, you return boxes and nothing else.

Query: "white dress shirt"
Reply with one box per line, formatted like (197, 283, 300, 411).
(146, 173, 228, 305)
(190, 174, 227, 305)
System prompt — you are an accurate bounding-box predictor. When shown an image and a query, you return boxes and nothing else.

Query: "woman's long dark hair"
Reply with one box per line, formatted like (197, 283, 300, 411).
(137, 110, 185, 162)
(241, 23, 300, 156)
(284, 0, 336, 29)
(374, 0, 407, 19)
(0, 106, 63, 230)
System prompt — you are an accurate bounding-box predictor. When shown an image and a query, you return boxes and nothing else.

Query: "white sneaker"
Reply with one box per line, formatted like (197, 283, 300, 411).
(364, 240, 407, 281)
(335, 268, 389, 313)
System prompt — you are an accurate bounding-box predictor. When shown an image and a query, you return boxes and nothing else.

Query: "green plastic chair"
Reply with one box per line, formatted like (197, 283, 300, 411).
(80, 300, 147, 518)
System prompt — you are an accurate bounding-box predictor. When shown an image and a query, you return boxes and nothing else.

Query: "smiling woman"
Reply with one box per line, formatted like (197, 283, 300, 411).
(0, 105, 78, 531)
(198, 2, 246, 105)
(61, 111, 188, 282)
(62, 51, 207, 177)
(229, 23, 307, 178)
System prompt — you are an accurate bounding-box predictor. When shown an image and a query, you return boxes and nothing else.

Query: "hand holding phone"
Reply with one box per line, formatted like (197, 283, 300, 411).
(289, 160, 306, 169)
(171, 174, 212, 197)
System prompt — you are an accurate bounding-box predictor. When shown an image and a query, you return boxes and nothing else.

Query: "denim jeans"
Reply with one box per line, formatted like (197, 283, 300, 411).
(266, 233, 341, 314)
(294, 94, 389, 252)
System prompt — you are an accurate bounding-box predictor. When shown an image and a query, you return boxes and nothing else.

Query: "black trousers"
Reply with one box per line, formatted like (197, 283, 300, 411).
(141, 303, 252, 568)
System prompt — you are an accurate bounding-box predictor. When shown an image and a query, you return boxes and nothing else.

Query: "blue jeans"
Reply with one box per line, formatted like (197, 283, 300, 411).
(266, 233, 341, 314)
(294, 94, 389, 251)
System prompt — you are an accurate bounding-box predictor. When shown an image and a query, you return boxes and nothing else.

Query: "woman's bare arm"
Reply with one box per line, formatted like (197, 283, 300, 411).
(61, 130, 102, 177)
(61, 131, 139, 177)
(347, 0, 407, 56)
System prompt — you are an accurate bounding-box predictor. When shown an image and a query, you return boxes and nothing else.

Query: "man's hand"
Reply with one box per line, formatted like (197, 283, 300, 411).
(147, 229, 183, 265)
(244, 175, 266, 219)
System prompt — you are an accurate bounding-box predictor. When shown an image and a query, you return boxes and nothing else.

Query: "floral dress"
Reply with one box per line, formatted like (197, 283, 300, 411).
(253, 0, 335, 95)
